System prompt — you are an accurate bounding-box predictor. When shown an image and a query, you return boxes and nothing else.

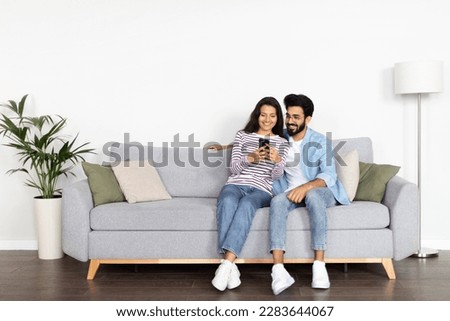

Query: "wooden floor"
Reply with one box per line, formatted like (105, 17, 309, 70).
(1, 250, 450, 301)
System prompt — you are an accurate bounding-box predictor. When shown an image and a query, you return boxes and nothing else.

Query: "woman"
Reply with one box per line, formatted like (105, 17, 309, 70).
(212, 96, 289, 291)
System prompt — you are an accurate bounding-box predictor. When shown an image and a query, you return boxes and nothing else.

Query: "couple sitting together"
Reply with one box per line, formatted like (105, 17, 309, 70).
(212, 93, 350, 295)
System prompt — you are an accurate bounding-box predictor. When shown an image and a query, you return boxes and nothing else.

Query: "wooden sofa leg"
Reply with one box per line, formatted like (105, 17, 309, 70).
(381, 258, 396, 280)
(87, 259, 100, 280)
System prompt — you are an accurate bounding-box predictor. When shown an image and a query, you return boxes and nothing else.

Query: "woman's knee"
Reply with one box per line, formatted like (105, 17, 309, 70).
(218, 186, 240, 205)
(238, 197, 262, 214)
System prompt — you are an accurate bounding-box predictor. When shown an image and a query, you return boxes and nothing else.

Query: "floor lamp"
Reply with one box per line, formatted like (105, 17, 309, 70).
(394, 60, 443, 258)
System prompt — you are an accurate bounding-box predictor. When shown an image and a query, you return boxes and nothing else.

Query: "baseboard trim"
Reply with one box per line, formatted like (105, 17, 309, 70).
(0, 240, 38, 250)
(422, 240, 450, 250)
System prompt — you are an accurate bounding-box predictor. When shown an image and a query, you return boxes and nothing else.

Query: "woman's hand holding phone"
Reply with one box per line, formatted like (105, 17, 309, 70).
(247, 138, 280, 163)
(247, 146, 268, 163)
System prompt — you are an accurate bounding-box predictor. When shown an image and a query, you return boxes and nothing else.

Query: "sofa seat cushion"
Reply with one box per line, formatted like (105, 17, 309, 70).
(90, 198, 389, 231)
(252, 201, 390, 231)
(90, 198, 218, 231)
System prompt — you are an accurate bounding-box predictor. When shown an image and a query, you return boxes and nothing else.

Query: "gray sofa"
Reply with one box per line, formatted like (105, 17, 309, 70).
(62, 137, 419, 280)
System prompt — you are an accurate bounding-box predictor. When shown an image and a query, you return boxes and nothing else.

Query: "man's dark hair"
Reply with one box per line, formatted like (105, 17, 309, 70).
(243, 96, 284, 137)
(283, 94, 314, 118)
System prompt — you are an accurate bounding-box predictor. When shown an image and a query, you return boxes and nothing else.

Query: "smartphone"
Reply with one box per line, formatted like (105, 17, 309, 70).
(258, 138, 270, 149)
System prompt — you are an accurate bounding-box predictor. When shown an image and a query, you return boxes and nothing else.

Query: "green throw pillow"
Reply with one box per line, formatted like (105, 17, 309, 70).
(354, 161, 400, 203)
(81, 162, 125, 206)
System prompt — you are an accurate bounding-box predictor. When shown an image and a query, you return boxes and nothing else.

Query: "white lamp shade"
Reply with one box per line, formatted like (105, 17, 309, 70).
(394, 60, 443, 94)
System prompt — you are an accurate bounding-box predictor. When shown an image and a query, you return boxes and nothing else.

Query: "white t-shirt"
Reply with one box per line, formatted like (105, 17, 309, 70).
(284, 137, 308, 192)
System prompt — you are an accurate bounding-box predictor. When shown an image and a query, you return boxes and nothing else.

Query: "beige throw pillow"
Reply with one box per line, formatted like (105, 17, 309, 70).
(112, 160, 172, 203)
(335, 150, 360, 201)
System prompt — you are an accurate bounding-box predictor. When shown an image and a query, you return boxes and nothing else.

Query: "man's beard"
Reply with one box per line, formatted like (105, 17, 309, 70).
(286, 121, 306, 136)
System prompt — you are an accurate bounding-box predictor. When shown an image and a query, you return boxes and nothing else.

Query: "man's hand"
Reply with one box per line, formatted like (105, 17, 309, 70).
(287, 179, 326, 204)
(287, 185, 309, 203)
(207, 144, 232, 151)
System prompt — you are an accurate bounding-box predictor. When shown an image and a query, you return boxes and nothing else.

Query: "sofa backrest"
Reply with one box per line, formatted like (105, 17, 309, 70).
(108, 137, 373, 198)
(108, 144, 231, 198)
(333, 137, 373, 163)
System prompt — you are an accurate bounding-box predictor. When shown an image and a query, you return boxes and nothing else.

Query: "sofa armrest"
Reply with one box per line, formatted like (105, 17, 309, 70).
(382, 175, 419, 260)
(62, 179, 93, 262)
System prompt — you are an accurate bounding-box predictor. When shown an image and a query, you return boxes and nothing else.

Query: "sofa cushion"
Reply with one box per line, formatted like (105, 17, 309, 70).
(354, 162, 400, 202)
(90, 198, 389, 231)
(335, 150, 359, 201)
(108, 144, 230, 198)
(112, 160, 171, 203)
(333, 137, 373, 163)
(107, 138, 373, 198)
(81, 162, 125, 206)
(252, 201, 390, 231)
(90, 198, 217, 231)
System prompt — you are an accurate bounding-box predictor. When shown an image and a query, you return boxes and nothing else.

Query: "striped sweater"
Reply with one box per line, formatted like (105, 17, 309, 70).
(226, 130, 289, 195)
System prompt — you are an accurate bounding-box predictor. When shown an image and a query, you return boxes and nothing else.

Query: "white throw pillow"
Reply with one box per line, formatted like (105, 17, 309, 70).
(335, 150, 359, 201)
(112, 160, 172, 203)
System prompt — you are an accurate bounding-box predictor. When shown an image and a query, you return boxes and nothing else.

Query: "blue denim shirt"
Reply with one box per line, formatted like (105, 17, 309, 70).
(272, 127, 350, 205)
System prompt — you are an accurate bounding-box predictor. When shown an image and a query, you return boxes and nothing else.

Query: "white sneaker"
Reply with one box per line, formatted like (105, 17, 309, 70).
(271, 264, 295, 295)
(311, 260, 330, 289)
(212, 260, 232, 291)
(227, 263, 241, 289)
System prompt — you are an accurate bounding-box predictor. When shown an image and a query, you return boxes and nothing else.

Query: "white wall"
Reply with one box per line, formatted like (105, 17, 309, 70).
(1, 0, 449, 249)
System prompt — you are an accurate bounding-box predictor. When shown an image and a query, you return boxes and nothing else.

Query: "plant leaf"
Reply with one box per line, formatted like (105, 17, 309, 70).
(18, 94, 28, 117)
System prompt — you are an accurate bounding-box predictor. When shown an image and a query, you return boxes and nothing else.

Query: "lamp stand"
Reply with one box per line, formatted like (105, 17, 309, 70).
(411, 93, 438, 258)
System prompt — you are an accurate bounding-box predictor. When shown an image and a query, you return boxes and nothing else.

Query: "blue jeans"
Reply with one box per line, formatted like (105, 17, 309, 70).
(270, 187, 337, 252)
(217, 184, 272, 257)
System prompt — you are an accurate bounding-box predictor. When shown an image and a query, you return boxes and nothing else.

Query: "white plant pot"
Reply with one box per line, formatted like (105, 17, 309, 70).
(34, 197, 64, 260)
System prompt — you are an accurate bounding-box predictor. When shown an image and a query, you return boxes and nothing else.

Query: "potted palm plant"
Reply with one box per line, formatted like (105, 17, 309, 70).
(0, 94, 94, 259)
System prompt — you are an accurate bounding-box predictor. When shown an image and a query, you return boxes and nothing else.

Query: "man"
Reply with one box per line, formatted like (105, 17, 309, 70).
(270, 94, 350, 295)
